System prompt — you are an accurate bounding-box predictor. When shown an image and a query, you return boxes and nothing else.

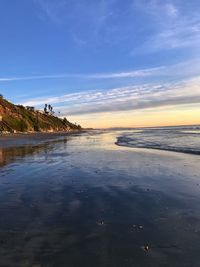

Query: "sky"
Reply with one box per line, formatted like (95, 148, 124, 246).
(0, 0, 200, 128)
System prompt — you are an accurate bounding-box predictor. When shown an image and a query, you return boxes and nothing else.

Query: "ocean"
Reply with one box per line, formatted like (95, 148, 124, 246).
(116, 125, 200, 155)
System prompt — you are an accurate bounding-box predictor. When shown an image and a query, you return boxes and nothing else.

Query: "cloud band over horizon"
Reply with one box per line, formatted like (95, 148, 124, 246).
(21, 76, 200, 117)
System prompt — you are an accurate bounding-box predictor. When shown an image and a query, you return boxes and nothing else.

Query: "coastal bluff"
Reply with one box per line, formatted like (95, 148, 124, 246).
(0, 96, 81, 133)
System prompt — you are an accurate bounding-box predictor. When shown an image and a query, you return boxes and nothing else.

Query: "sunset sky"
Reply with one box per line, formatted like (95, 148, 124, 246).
(0, 0, 200, 128)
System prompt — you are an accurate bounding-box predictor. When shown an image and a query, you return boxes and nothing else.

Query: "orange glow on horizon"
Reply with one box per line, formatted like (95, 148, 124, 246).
(67, 105, 200, 129)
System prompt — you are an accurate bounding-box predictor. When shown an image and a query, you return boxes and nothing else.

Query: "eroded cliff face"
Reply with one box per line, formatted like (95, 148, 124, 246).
(0, 97, 81, 133)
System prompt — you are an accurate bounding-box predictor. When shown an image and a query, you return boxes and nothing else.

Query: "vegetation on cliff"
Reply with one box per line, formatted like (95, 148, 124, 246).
(0, 95, 81, 133)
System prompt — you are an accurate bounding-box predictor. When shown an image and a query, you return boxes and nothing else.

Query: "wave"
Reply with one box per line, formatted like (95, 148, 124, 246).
(115, 127, 200, 155)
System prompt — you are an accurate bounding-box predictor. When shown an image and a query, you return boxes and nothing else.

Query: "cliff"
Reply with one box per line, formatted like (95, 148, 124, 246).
(0, 96, 81, 133)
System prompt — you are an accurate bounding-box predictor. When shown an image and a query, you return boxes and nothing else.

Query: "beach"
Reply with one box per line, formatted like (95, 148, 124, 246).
(0, 129, 200, 266)
(0, 131, 83, 149)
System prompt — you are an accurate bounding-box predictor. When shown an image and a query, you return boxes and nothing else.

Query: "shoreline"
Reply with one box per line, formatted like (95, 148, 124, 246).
(0, 130, 85, 149)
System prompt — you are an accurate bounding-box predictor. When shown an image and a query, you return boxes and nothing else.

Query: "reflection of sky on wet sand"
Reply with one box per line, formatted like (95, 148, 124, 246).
(0, 131, 200, 266)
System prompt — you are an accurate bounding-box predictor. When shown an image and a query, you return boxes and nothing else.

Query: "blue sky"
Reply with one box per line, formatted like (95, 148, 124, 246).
(0, 0, 200, 127)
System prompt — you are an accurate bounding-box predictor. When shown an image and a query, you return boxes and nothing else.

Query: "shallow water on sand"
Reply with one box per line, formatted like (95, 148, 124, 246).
(0, 131, 200, 267)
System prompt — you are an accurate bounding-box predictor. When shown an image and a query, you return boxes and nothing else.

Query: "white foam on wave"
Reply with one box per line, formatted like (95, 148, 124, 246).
(116, 126, 200, 155)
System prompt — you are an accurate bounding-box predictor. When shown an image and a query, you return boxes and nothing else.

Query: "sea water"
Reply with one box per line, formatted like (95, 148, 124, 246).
(116, 125, 200, 155)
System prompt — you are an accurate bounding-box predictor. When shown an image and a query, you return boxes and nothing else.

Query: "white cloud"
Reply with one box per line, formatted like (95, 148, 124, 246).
(151, 18, 200, 50)
(0, 66, 164, 82)
(131, 1, 200, 54)
(2, 57, 200, 83)
(21, 75, 200, 116)
(0, 74, 71, 82)
(10, 58, 200, 114)
(86, 67, 164, 79)
(132, 18, 200, 54)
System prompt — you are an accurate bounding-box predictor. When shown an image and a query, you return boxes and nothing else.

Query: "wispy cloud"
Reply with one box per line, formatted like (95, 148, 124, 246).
(2, 58, 200, 82)
(0, 74, 71, 82)
(21, 76, 200, 116)
(0, 66, 164, 82)
(145, 18, 200, 52)
(60, 77, 200, 115)
(86, 67, 164, 79)
(34, 0, 115, 43)
(131, 1, 200, 54)
(34, 0, 200, 56)
(132, 0, 178, 19)
(34, 0, 68, 24)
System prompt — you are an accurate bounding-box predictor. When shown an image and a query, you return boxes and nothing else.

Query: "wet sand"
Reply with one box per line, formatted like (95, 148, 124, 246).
(0, 131, 84, 149)
(0, 131, 200, 266)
